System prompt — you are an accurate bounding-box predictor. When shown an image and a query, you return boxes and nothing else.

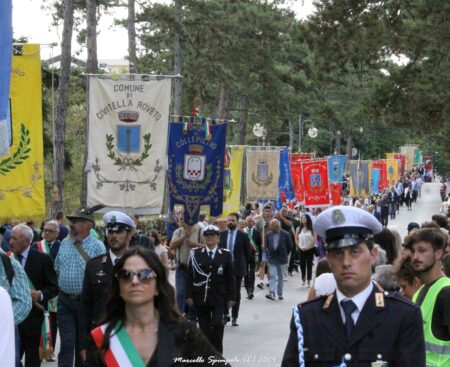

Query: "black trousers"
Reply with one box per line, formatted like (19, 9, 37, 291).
(244, 261, 255, 295)
(299, 248, 314, 282)
(196, 304, 225, 354)
(224, 276, 242, 319)
(18, 327, 41, 367)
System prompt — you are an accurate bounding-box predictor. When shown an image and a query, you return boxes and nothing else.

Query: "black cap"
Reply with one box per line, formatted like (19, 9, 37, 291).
(407, 222, 420, 232)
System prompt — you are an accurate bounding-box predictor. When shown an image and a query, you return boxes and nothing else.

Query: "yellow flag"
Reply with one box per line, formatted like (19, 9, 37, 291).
(386, 159, 399, 186)
(0, 44, 45, 219)
(386, 153, 395, 160)
(221, 145, 244, 216)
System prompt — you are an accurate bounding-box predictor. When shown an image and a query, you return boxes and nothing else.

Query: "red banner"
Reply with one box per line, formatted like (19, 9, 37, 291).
(329, 183, 342, 205)
(394, 153, 405, 176)
(424, 155, 433, 172)
(291, 153, 313, 162)
(290, 158, 304, 203)
(372, 160, 388, 191)
(302, 160, 330, 207)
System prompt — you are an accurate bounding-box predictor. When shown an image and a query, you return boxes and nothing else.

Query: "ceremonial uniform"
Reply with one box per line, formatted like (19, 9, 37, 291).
(186, 246, 235, 354)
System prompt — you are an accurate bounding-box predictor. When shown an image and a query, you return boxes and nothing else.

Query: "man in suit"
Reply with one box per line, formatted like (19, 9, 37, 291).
(243, 215, 261, 300)
(219, 212, 250, 326)
(79, 211, 134, 362)
(186, 225, 235, 354)
(282, 206, 425, 366)
(10, 224, 58, 367)
(265, 219, 292, 300)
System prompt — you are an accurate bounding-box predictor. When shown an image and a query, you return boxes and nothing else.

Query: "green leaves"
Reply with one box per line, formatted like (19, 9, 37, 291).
(0, 123, 32, 176)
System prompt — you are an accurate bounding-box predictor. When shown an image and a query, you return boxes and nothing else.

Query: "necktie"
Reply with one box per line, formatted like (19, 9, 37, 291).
(208, 251, 213, 259)
(341, 299, 357, 340)
(16, 253, 24, 266)
(228, 231, 234, 252)
(114, 258, 119, 265)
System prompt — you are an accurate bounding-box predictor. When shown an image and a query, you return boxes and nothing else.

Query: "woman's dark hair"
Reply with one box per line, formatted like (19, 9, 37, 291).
(150, 230, 160, 246)
(394, 254, 416, 285)
(315, 258, 331, 277)
(301, 214, 314, 233)
(99, 247, 181, 356)
(373, 228, 398, 264)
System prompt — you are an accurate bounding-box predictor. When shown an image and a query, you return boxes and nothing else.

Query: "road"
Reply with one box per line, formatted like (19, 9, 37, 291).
(42, 182, 443, 367)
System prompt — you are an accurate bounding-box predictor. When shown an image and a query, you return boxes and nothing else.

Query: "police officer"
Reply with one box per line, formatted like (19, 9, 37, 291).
(79, 211, 135, 361)
(186, 224, 235, 354)
(282, 205, 425, 366)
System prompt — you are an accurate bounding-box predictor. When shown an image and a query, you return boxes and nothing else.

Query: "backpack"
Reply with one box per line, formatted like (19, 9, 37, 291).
(0, 252, 14, 286)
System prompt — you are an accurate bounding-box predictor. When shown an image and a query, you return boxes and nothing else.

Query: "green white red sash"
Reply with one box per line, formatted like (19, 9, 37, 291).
(37, 240, 50, 254)
(91, 323, 146, 367)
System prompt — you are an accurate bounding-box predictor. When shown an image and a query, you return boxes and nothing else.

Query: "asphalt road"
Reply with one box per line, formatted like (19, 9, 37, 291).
(42, 182, 443, 367)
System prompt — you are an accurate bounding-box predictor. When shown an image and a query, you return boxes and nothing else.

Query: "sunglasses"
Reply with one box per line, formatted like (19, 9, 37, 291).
(116, 268, 157, 283)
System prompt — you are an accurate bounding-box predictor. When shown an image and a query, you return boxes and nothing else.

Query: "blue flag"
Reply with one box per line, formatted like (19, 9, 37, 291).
(167, 118, 227, 225)
(275, 148, 295, 210)
(371, 168, 380, 194)
(328, 155, 347, 184)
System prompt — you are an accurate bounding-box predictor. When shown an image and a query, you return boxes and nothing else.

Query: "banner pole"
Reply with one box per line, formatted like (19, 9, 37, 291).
(81, 76, 90, 206)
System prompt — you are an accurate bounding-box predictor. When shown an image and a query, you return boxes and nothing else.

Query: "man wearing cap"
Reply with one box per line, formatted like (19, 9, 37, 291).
(78, 211, 135, 362)
(186, 225, 235, 354)
(54, 206, 106, 367)
(407, 221, 420, 234)
(408, 228, 450, 367)
(282, 205, 425, 366)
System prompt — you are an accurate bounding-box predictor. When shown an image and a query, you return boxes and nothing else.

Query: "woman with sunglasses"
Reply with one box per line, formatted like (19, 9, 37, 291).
(88, 246, 228, 366)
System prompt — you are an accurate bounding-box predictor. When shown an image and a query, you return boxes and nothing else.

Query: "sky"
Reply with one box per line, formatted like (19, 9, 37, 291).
(12, 0, 316, 61)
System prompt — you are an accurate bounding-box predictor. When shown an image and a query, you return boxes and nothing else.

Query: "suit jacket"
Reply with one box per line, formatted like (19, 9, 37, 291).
(31, 239, 61, 261)
(266, 229, 293, 265)
(19, 249, 59, 336)
(186, 247, 235, 306)
(282, 286, 425, 366)
(79, 252, 114, 349)
(219, 229, 250, 277)
(244, 227, 262, 254)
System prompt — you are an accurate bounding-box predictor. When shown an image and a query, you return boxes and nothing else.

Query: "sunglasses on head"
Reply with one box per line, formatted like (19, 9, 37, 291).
(115, 268, 157, 283)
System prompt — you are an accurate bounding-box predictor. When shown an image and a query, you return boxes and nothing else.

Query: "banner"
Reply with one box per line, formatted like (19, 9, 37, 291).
(349, 160, 370, 198)
(424, 155, 433, 172)
(327, 155, 347, 184)
(386, 159, 399, 186)
(400, 146, 415, 172)
(371, 167, 380, 194)
(246, 148, 280, 201)
(394, 153, 406, 176)
(290, 157, 304, 204)
(329, 183, 342, 205)
(275, 148, 295, 209)
(0, 44, 45, 218)
(222, 145, 244, 216)
(372, 160, 388, 191)
(414, 149, 422, 166)
(0, 0, 12, 156)
(302, 160, 330, 207)
(87, 77, 171, 212)
(168, 119, 227, 225)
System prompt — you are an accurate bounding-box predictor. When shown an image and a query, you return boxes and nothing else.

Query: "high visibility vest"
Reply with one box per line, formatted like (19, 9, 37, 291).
(412, 277, 450, 367)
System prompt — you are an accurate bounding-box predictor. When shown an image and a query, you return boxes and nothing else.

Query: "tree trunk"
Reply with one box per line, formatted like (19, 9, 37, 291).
(237, 94, 249, 145)
(217, 86, 227, 119)
(173, 0, 182, 116)
(346, 135, 352, 161)
(51, 0, 74, 217)
(335, 130, 341, 155)
(127, 0, 138, 73)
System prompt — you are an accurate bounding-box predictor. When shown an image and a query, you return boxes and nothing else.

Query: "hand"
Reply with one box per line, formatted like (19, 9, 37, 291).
(80, 349, 87, 362)
(31, 290, 41, 302)
(186, 298, 194, 307)
(227, 300, 235, 308)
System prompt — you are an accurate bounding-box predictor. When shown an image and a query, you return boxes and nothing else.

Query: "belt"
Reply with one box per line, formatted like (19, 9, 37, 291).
(60, 291, 81, 301)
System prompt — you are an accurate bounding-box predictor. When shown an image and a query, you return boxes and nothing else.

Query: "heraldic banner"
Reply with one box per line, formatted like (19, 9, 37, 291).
(290, 156, 304, 204)
(246, 148, 280, 201)
(0, 44, 45, 219)
(371, 166, 380, 194)
(167, 119, 227, 226)
(87, 77, 171, 212)
(222, 145, 244, 216)
(327, 155, 347, 184)
(276, 148, 295, 209)
(302, 160, 330, 207)
(395, 153, 406, 176)
(386, 159, 399, 186)
(329, 183, 342, 205)
(372, 160, 388, 191)
(349, 160, 370, 198)
(400, 146, 415, 172)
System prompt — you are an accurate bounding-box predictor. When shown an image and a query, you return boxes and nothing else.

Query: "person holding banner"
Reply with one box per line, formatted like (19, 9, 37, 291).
(10, 224, 58, 367)
(282, 206, 425, 366)
(89, 247, 228, 366)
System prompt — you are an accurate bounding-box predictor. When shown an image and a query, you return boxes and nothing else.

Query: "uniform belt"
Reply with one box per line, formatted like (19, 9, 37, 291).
(60, 291, 81, 301)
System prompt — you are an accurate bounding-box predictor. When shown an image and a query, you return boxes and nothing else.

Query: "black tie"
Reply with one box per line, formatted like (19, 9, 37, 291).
(16, 253, 23, 265)
(114, 258, 119, 265)
(208, 251, 213, 259)
(341, 300, 357, 340)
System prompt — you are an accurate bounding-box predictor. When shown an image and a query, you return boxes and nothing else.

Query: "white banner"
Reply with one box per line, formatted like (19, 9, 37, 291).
(87, 77, 171, 213)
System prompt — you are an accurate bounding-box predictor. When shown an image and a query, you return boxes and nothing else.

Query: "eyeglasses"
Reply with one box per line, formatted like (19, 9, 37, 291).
(43, 228, 57, 233)
(116, 268, 157, 283)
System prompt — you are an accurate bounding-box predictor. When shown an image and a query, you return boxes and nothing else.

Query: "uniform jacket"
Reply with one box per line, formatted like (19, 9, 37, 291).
(282, 286, 425, 367)
(19, 249, 59, 336)
(219, 230, 250, 277)
(186, 247, 235, 306)
(79, 252, 114, 349)
(266, 229, 293, 265)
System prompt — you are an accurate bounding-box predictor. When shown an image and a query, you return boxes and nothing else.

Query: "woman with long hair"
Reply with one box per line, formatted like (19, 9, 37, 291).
(88, 247, 227, 366)
(295, 214, 317, 287)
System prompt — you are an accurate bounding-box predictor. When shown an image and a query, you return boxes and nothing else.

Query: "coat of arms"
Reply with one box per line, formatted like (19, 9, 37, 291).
(252, 158, 273, 186)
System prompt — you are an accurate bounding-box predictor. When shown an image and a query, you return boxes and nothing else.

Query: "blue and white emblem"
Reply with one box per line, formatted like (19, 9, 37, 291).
(184, 154, 205, 181)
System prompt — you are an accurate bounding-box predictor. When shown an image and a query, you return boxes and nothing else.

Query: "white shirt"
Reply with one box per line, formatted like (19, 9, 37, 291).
(0, 287, 15, 367)
(109, 250, 120, 265)
(205, 246, 218, 258)
(336, 282, 374, 325)
(19, 245, 31, 267)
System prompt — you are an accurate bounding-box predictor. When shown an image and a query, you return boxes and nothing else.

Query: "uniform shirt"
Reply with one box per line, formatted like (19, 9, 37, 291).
(0, 287, 15, 367)
(55, 235, 106, 295)
(336, 282, 373, 325)
(0, 251, 32, 324)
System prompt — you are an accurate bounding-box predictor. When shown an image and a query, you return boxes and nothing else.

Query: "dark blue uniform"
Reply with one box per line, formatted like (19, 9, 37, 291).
(282, 286, 425, 366)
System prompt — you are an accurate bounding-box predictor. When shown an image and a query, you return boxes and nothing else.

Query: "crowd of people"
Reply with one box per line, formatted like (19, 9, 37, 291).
(0, 173, 449, 366)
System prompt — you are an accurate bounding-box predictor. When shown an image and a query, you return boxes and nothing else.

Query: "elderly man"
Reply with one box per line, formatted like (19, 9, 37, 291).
(282, 205, 425, 366)
(54, 207, 106, 367)
(243, 215, 262, 300)
(265, 219, 292, 301)
(79, 211, 135, 361)
(10, 224, 58, 367)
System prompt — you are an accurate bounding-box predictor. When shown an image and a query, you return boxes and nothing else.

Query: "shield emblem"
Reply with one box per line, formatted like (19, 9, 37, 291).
(310, 174, 321, 187)
(256, 163, 269, 183)
(117, 125, 140, 153)
(184, 154, 205, 181)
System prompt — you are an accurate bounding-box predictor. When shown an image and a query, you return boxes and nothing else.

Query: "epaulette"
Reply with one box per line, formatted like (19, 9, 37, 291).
(221, 248, 230, 252)
(90, 253, 107, 262)
(297, 294, 330, 308)
(384, 291, 417, 307)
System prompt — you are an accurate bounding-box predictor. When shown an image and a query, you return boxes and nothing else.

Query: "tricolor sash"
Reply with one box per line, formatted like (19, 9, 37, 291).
(91, 323, 146, 367)
(245, 228, 258, 254)
(37, 240, 50, 254)
(39, 311, 53, 360)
